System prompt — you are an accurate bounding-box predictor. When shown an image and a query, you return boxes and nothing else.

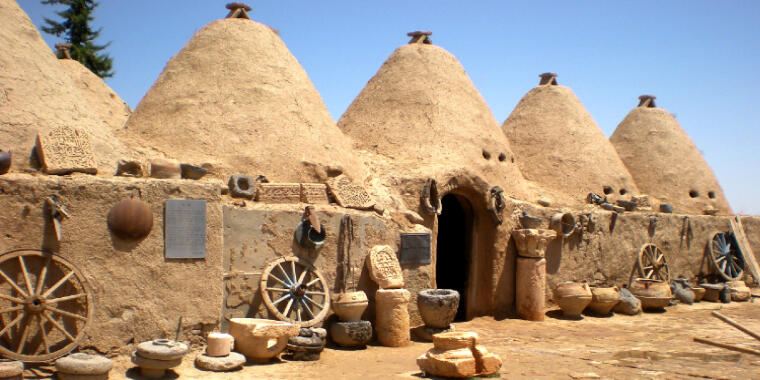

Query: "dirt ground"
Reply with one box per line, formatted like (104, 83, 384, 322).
(22, 297, 760, 380)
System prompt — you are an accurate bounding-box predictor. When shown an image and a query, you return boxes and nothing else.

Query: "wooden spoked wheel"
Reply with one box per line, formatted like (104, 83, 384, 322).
(0, 249, 93, 362)
(259, 256, 330, 327)
(709, 232, 744, 281)
(637, 244, 670, 283)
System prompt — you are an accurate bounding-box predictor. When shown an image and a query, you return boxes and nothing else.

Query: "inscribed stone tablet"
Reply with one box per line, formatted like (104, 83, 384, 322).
(35, 125, 97, 175)
(300, 183, 330, 204)
(326, 175, 374, 210)
(165, 199, 206, 259)
(400, 233, 431, 264)
(257, 183, 301, 203)
(366, 245, 404, 289)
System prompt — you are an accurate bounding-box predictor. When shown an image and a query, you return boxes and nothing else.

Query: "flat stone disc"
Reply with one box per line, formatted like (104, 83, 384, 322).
(136, 339, 189, 360)
(55, 353, 113, 375)
(131, 353, 182, 370)
(195, 352, 246, 372)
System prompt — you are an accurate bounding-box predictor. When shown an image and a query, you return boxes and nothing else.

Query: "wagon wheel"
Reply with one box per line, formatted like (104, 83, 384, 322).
(709, 232, 744, 281)
(637, 244, 670, 282)
(0, 249, 93, 362)
(259, 256, 330, 327)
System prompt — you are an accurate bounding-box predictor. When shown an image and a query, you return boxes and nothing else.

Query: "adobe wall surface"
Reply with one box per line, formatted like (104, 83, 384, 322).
(739, 215, 760, 272)
(222, 203, 432, 327)
(0, 173, 224, 355)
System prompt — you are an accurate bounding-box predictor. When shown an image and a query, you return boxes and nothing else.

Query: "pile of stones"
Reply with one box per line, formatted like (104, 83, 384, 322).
(131, 339, 188, 379)
(286, 327, 327, 361)
(417, 331, 502, 378)
(195, 332, 246, 372)
(55, 353, 113, 380)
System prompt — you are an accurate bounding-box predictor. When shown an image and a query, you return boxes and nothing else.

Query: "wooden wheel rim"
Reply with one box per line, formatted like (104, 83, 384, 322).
(637, 243, 670, 282)
(0, 249, 93, 362)
(259, 256, 330, 327)
(709, 232, 744, 280)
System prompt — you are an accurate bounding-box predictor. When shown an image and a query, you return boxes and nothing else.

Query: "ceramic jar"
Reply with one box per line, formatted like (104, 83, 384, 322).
(331, 291, 368, 322)
(417, 289, 460, 329)
(629, 279, 672, 310)
(587, 286, 620, 315)
(691, 286, 706, 302)
(228, 318, 299, 362)
(107, 199, 153, 239)
(552, 282, 592, 319)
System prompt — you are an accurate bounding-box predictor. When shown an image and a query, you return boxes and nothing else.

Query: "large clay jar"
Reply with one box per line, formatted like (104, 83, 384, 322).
(107, 199, 153, 239)
(553, 282, 592, 319)
(629, 279, 672, 311)
(331, 291, 368, 322)
(0, 150, 10, 175)
(587, 286, 620, 315)
(727, 280, 751, 302)
(417, 289, 460, 329)
(228, 318, 299, 363)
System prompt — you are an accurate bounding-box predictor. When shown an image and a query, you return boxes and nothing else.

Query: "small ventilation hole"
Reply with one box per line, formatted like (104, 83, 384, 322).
(689, 190, 699, 198)
(603, 186, 613, 195)
(707, 191, 716, 199)
(511, 156, 515, 163)
(498, 153, 507, 162)
(482, 150, 491, 160)
(619, 188, 628, 195)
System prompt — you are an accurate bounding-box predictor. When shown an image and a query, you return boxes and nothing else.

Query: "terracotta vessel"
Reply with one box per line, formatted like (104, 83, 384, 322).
(587, 286, 620, 315)
(691, 286, 706, 302)
(417, 289, 460, 329)
(511, 229, 557, 258)
(550, 213, 576, 237)
(206, 332, 234, 357)
(629, 278, 672, 310)
(330, 320, 372, 347)
(552, 282, 592, 319)
(0, 150, 10, 175)
(228, 318, 299, 362)
(107, 199, 153, 239)
(727, 280, 751, 302)
(331, 291, 368, 322)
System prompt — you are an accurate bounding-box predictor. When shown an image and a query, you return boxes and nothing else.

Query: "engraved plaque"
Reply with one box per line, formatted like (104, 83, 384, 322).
(257, 183, 301, 204)
(35, 125, 97, 174)
(400, 233, 431, 264)
(165, 199, 206, 259)
(300, 183, 329, 204)
(326, 175, 374, 210)
(367, 245, 404, 289)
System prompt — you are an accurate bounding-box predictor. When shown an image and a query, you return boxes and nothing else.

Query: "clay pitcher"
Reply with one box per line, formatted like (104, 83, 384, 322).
(629, 278, 672, 310)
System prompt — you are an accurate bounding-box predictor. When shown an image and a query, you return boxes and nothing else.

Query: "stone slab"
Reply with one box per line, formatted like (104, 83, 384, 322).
(35, 125, 97, 174)
(300, 183, 330, 204)
(257, 183, 301, 204)
(367, 245, 404, 289)
(326, 175, 374, 210)
(400, 233, 431, 264)
(165, 200, 207, 259)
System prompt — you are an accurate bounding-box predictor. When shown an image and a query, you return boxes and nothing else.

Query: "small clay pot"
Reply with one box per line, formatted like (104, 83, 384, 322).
(691, 286, 706, 302)
(553, 282, 592, 319)
(0, 150, 10, 175)
(107, 199, 153, 239)
(587, 286, 620, 315)
(550, 213, 576, 237)
(417, 289, 460, 329)
(330, 320, 372, 347)
(332, 291, 368, 322)
(629, 278, 672, 311)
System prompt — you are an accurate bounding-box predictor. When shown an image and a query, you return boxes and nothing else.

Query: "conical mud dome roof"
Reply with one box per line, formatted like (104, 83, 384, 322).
(338, 39, 529, 199)
(0, 0, 131, 173)
(502, 74, 639, 204)
(123, 15, 365, 182)
(610, 96, 731, 214)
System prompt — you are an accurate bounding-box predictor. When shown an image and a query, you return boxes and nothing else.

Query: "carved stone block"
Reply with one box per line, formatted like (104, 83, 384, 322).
(300, 183, 329, 204)
(366, 245, 404, 289)
(35, 125, 97, 175)
(326, 175, 374, 210)
(257, 183, 301, 204)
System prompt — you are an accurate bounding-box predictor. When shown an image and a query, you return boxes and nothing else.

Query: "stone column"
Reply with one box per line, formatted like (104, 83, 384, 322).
(375, 288, 411, 347)
(516, 257, 546, 321)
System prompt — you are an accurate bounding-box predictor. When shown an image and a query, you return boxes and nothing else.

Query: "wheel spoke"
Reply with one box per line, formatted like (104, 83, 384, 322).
(18, 256, 34, 296)
(37, 315, 50, 354)
(265, 287, 290, 293)
(300, 299, 314, 318)
(296, 269, 308, 287)
(275, 263, 293, 285)
(16, 316, 30, 353)
(0, 306, 23, 314)
(283, 298, 294, 318)
(0, 269, 28, 297)
(720, 260, 727, 272)
(41, 271, 75, 298)
(0, 294, 24, 304)
(35, 256, 51, 297)
(0, 314, 24, 338)
(715, 255, 727, 263)
(303, 295, 323, 310)
(46, 306, 88, 322)
(272, 293, 290, 306)
(268, 274, 289, 288)
(47, 293, 85, 304)
(296, 303, 302, 321)
(290, 261, 298, 286)
(306, 278, 321, 287)
(304, 290, 325, 296)
(42, 312, 75, 342)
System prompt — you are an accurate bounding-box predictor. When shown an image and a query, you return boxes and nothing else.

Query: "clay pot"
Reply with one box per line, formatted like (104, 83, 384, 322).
(331, 291, 368, 322)
(228, 318, 299, 363)
(727, 280, 751, 302)
(150, 158, 181, 179)
(511, 229, 557, 258)
(107, 199, 153, 239)
(330, 320, 372, 347)
(691, 286, 706, 302)
(700, 283, 723, 302)
(206, 332, 234, 357)
(417, 289, 460, 329)
(587, 286, 620, 315)
(0, 150, 10, 175)
(552, 282, 592, 319)
(550, 213, 576, 237)
(294, 221, 326, 250)
(629, 279, 672, 310)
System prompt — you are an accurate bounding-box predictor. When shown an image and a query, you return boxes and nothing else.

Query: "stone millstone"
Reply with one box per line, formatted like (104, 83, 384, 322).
(131, 353, 182, 370)
(0, 359, 23, 377)
(136, 339, 189, 360)
(195, 352, 246, 372)
(57, 373, 109, 380)
(55, 353, 113, 375)
(433, 331, 479, 351)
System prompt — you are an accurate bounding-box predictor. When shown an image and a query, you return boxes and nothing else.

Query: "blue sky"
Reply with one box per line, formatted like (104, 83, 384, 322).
(18, 1, 760, 214)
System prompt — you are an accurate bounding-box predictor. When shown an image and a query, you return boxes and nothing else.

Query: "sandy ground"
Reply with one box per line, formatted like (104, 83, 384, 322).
(22, 299, 760, 379)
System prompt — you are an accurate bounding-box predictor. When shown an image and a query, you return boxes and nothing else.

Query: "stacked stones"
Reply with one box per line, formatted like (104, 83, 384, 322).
(286, 327, 327, 361)
(195, 332, 246, 372)
(366, 245, 411, 347)
(511, 226, 557, 321)
(0, 359, 23, 380)
(55, 353, 113, 380)
(132, 339, 189, 379)
(417, 331, 502, 378)
(414, 289, 459, 341)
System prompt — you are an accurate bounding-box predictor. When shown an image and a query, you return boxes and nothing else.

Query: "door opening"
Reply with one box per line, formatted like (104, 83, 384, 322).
(436, 193, 473, 321)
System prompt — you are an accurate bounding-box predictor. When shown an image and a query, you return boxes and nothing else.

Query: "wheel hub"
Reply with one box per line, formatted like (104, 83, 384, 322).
(24, 295, 45, 314)
(291, 284, 306, 298)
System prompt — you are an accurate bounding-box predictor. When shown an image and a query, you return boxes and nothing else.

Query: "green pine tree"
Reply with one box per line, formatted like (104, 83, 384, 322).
(40, 0, 114, 78)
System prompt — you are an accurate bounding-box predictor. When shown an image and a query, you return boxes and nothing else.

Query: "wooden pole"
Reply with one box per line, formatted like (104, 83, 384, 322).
(693, 337, 760, 356)
(712, 311, 760, 342)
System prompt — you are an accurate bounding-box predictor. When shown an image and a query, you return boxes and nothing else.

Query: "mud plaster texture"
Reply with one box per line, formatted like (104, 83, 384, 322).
(0, 173, 224, 355)
(221, 203, 432, 329)
(122, 18, 365, 183)
(611, 106, 732, 215)
(0, 0, 133, 173)
(502, 84, 639, 207)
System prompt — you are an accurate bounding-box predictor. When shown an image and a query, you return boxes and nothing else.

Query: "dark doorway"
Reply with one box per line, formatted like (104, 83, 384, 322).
(436, 193, 473, 321)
